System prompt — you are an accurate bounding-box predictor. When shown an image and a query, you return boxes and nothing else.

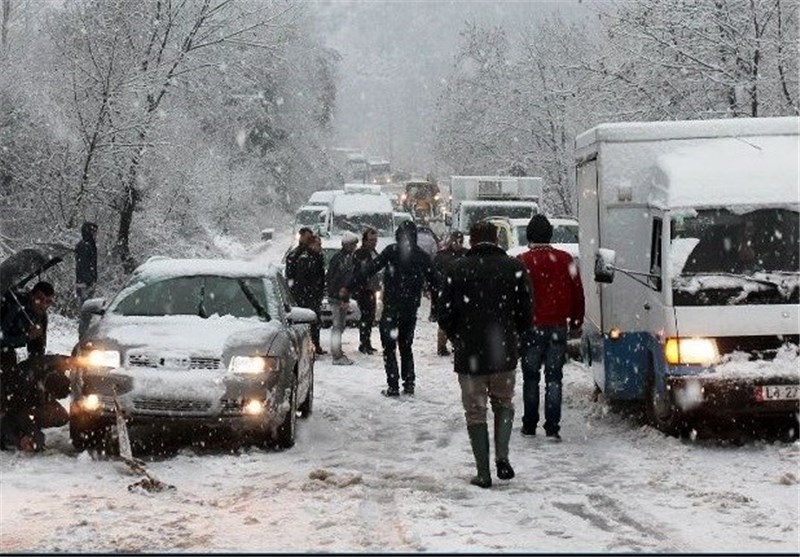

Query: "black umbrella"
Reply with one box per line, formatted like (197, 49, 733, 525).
(0, 248, 64, 295)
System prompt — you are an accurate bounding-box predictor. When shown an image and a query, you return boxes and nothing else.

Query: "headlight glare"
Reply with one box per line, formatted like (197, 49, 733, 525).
(664, 338, 719, 365)
(229, 356, 278, 375)
(84, 350, 121, 369)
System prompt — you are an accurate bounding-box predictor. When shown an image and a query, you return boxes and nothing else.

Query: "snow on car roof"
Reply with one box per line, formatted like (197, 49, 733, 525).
(308, 189, 343, 204)
(132, 258, 276, 280)
(649, 135, 800, 209)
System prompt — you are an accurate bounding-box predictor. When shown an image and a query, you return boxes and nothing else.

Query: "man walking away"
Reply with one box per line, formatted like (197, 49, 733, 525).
(347, 220, 439, 396)
(352, 228, 380, 355)
(438, 221, 532, 488)
(75, 221, 98, 339)
(432, 230, 467, 356)
(517, 214, 585, 441)
(327, 232, 359, 365)
(288, 232, 327, 355)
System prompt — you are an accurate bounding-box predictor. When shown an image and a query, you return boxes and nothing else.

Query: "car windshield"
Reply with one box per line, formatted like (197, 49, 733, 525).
(112, 275, 272, 319)
(671, 207, 799, 306)
(332, 213, 393, 236)
(552, 224, 579, 244)
(463, 205, 535, 232)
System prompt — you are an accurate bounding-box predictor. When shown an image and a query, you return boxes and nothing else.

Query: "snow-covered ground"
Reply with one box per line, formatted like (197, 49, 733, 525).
(1, 237, 798, 553)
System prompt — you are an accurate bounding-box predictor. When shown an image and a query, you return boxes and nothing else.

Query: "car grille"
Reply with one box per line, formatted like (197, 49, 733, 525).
(126, 354, 222, 370)
(132, 398, 212, 413)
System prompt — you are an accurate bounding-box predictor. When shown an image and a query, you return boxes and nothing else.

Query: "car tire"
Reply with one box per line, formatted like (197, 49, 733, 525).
(276, 377, 298, 449)
(70, 414, 112, 453)
(298, 367, 314, 418)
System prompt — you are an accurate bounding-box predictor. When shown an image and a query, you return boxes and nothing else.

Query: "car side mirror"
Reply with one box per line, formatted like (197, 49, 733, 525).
(594, 249, 616, 284)
(286, 307, 317, 325)
(81, 297, 106, 315)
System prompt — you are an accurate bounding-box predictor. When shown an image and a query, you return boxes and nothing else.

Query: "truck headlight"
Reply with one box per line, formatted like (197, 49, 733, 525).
(228, 356, 280, 375)
(83, 350, 121, 369)
(664, 338, 719, 365)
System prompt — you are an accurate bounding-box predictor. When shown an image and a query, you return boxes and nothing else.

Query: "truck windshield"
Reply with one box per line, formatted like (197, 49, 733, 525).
(463, 205, 535, 232)
(295, 208, 326, 227)
(670, 207, 799, 306)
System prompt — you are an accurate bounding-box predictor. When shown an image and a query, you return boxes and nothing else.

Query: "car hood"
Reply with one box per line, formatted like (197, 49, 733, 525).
(86, 314, 282, 360)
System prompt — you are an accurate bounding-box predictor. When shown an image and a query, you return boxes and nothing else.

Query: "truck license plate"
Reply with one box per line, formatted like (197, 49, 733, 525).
(755, 385, 799, 402)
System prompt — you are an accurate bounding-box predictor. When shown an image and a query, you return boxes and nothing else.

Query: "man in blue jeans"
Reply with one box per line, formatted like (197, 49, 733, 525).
(517, 215, 585, 440)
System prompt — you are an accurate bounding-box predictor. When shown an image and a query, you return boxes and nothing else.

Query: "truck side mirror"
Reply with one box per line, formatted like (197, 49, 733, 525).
(594, 249, 616, 283)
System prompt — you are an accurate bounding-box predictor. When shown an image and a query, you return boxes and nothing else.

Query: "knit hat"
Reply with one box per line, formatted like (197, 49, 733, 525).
(341, 231, 359, 245)
(526, 214, 553, 243)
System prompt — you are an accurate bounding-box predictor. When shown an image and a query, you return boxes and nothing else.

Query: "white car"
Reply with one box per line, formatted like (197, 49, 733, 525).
(71, 258, 316, 452)
(492, 216, 580, 263)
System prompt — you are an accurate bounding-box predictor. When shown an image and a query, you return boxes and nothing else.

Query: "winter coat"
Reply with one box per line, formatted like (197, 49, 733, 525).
(0, 292, 47, 356)
(517, 245, 585, 330)
(352, 246, 380, 295)
(285, 245, 325, 308)
(75, 222, 98, 286)
(349, 221, 439, 317)
(432, 246, 467, 293)
(438, 243, 532, 375)
(327, 249, 356, 301)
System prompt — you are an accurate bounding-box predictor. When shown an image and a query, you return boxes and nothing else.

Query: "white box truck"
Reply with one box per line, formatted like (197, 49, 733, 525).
(448, 176, 542, 241)
(576, 116, 799, 434)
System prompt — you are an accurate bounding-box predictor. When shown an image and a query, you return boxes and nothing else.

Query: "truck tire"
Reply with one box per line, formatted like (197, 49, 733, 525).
(645, 358, 683, 436)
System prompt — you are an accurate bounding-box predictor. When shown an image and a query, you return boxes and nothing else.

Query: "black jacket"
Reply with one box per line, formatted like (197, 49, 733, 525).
(285, 245, 325, 308)
(0, 292, 47, 356)
(437, 243, 532, 375)
(75, 222, 97, 286)
(327, 249, 355, 301)
(432, 246, 467, 292)
(352, 246, 379, 296)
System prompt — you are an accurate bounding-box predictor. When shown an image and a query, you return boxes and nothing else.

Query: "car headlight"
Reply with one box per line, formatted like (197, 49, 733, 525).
(664, 338, 719, 365)
(228, 355, 280, 375)
(83, 350, 121, 369)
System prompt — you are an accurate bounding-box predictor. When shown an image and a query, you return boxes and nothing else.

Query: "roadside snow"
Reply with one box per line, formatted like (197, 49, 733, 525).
(1, 236, 798, 553)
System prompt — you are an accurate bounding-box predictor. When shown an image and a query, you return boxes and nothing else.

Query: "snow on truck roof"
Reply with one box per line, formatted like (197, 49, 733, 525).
(575, 116, 799, 151)
(332, 191, 393, 215)
(133, 258, 276, 280)
(649, 135, 800, 209)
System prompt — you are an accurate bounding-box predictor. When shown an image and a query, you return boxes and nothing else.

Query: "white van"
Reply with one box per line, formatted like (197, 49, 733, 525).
(329, 184, 395, 252)
(576, 116, 799, 433)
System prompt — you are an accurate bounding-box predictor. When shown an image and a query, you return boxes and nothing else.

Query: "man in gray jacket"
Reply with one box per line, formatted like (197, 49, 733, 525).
(327, 232, 359, 365)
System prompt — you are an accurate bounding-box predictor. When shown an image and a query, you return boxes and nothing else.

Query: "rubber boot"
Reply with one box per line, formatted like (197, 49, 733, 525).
(494, 406, 515, 480)
(467, 423, 492, 488)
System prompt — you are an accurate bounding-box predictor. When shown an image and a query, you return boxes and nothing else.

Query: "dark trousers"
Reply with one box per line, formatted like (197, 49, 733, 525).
(521, 326, 568, 435)
(296, 296, 323, 350)
(355, 290, 376, 348)
(379, 312, 417, 391)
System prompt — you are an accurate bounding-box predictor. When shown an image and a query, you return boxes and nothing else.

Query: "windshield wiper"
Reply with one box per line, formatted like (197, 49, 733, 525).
(237, 279, 271, 321)
(680, 272, 780, 289)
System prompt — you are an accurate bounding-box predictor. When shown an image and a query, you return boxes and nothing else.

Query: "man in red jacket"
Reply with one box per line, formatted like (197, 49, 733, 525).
(517, 214, 585, 440)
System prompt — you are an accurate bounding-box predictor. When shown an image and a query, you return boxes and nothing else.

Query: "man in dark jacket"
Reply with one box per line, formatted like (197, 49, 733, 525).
(352, 227, 380, 355)
(432, 230, 467, 356)
(438, 221, 532, 488)
(327, 232, 359, 365)
(348, 220, 439, 396)
(0, 282, 69, 452)
(75, 221, 98, 339)
(517, 214, 585, 440)
(286, 231, 327, 355)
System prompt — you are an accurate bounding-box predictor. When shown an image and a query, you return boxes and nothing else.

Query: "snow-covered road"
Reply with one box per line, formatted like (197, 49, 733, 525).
(1, 239, 798, 553)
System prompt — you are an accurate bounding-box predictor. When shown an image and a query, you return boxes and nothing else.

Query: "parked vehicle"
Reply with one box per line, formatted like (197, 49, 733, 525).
(577, 116, 799, 434)
(330, 183, 395, 252)
(308, 189, 343, 208)
(489, 216, 579, 261)
(393, 211, 413, 229)
(293, 205, 329, 235)
(71, 258, 317, 452)
(448, 175, 541, 244)
(401, 180, 441, 223)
